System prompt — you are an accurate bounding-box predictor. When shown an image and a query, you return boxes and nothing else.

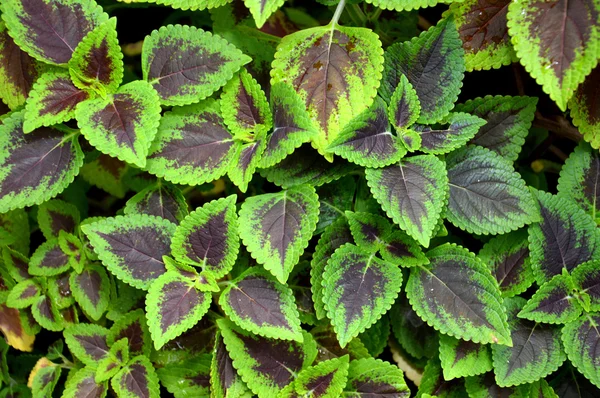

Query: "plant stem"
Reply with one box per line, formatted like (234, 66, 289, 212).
(533, 113, 582, 142)
(345, 3, 366, 26)
(331, 0, 346, 26)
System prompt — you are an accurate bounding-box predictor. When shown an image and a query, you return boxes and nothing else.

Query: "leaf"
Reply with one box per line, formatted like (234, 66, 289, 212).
(6, 280, 41, 309)
(0, 304, 35, 352)
(31, 295, 63, 331)
(80, 153, 129, 198)
(388, 74, 421, 134)
(417, 357, 467, 397)
(478, 229, 534, 298)
(108, 309, 151, 358)
(271, 23, 383, 153)
(75, 80, 161, 168)
(220, 267, 303, 342)
(217, 318, 317, 398)
(446, 145, 539, 235)
(447, 0, 517, 71)
(492, 297, 566, 387)
(258, 82, 317, 169)
(572, 260, 600, 312)
(453, 95, 538, 162)
(363, 0, 455, 11)
(28, 240, 71, 277)
(145, 271, 210, 350)
(518, 274, 582, 324)
(322, 244, 402, 347)
(346, 211, 391, 252)
(210, 332, 251, 398)
(239, 185, 319, 283)
(228, 136, 267, 193)
(96, 338, 129, 382)
(68, 17, 123, 95)
(406, 243, 511, 345)
(290, 355, 349, 398)
(221, 68, 272, 139)
(326, 97, 406, 168)
(37, 199, 79, 240)
(2, 248, 29, 282)
(0, 110, 83, 213)
(380, 17, 464, 124)
(62, 368, 107, 398)
(358, 314, 390, 357)
(243, 0, 285, 28)
(142, 24, 251, 106)
(365, 154, 448, 247)
(157, 355, 212, 398)
(81, 214, 176, 290)
(464, 372, 531, 398)
(528, 190, 600, 284)
(46, 273, 74, 310)
(0, 0, 108, 65)
(415, 112, 487, 155)
(124, 181, 188, 224)
(112, 356, 160, 398)
(439, 334, 493, 380)
(0, 22, 40, 110)
(64, 323, 110, 366)
(557, 141, 600, 223)
(70, 264, 110, 321)
(343, 357, 410, 398)
(379, 230, 429, 267)
(506, 0, 600, 110)
(315, 176, 356, 234)
(145, 99, 236, 186)
(0, 209, 29, 253)
(30, 360, 61, 398)
(170, 195, 239, 278)
(569, 64, 600, 148)
(562, 313, 600, 388)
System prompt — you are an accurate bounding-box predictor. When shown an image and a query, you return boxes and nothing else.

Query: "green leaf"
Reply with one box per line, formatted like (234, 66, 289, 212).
(323, 244, 402, 347)
(81, 214, 177, 290)
(0, 111, 83, 213)
(70, 264, 111, 321)
(507, 0, 600, 110)
(96, 338, 129, 382)
(108, 309, 152, 358)
(569, 65, 600, 148)
(364, 0, 456, 12)
(145, 99, 236, 186)
(446, 145, 539, 235)
(417, 356, 467, 397)
(379, 230, 429, 267)
(23, 70, 90, 133)
(239, 185, 319, 283)
(210, 331, 252, 398)
(31, 295, 64, 331)
(62, 367, 108, 398)
(64, 323, 110, 367)
(439, 334, 493, 380)
(217, 318, 317, 398)
(562, 312, 600, 388)
(406, 243, 511, 345)
(343, 357, 410, 397)
(326, 97, 406, 168)
(365, 154, 448, 247)
(528, 190, 600, 284)
(31, 362, 61, 398)
(79, 153, 129, 198)
(478, 229, 534, 298)
(171, 195, 239, 278)
(75, 80, 161, 168)
(124, 181, 189, 224)
(465, 372, 531, 398)
(346, 211, 391, 252)
(157, 355, 213, 398)
(28, 240, 71, 277)
(220, 267, 302, 342)
(258, 82, 317, 169)
(572, 260, 600, 312)
(38, 199, 80, 240)
(518, 274, 582, 324)
(46, 274, 75, 310)
(290, 355, 349, 398)
(2, 247, 29, 282)
(453, 95, 538, 162)
(112, 356, 160, 398)
(0, 209, 29, 254)
(388, 74, 420, 132)
(492, 297, 566, 387)
(142, 24, 251, 106)
(381, 17, 464, 124)
(243, 0, 285, 28)
(6, 279, 41, 309)
(271, 23, 383, 154)
(310, 324, 371, 362)
(357, 314, 390, 358)
(416, 112, 487, 155)
(228, 136, 267, 193)
(143, 0, 230, 11)
(68, 17, 123, 95)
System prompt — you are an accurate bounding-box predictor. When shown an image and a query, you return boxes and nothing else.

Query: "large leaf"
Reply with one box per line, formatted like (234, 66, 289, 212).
(64, 323, 110, 366)
(569, 64, 600, 148)
(0, 0, 108, 65)
(239, 185, 319, 283)
(112, 356, 160, 398)
(415, 112, 487, 155)
(381, 17, 464, 124)
(446, 145, 539, 235)
(70, 264, 110, 321)
(0, 111, 83, 213)
(271, 23, 383, 153)
(75, 80, 161, 168)
(365, 154, 448, 247)
(210, 332, 251, 398)
(406, 243, 511, 345)
(124, 181, 188, 224)
(142, 24, 250, 106)
(343, 357, 410, 397)
(157, 355, 212, 398)
(322, 244, 402, 348)
(517, 274, 582, 324)
(507, 0, 600, 110)
(82, 214, 176, 290)
(562, 312, 600, 388)
(439, 334, 493, 380)
(145, 99, 236, 186)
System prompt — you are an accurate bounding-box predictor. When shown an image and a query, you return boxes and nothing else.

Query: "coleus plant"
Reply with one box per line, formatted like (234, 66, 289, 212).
(0, 0, 599, 397)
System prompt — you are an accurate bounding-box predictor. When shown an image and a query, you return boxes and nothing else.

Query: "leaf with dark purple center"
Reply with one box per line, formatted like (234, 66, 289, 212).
(108, 309, 152, 358)
(70, 264, 110, 321)
(157, 355, 212, 398)
(345, 211, 392, 252)
(415, 112, 487, 155)
(31, 295, 64, 332)
(569, 64, 600, 148)
(124, 181, 188, 224)
(112, 356, 160, 398)
(343, 357, 410, 398)
(28, 240, 71, 277)
(64, 323, 110, 366)
(439, 334, 493, 380)
(37, 199, 80, 240)
(46, 273, 75, 310)
(562, 312, 600, 388)
(518, 274, 582, 324)
(30, 361, 61, 398)
(96, 338, 129, 383)
(2, 247, 30, 282)
(228, 135, 267, 193)
(378, 230, 429, 268)
(6, 279, 41, 309)
(210, 332, 251, 398)
(388, 74, 420, 131)
(572, 260, 600, 312)
(288, 355, 349, 398)
(62, 368, 108, 398)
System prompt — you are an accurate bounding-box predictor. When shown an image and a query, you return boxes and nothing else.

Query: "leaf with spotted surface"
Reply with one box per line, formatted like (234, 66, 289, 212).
(124, 181, 188, 224)
(562, 312, 600, 388)
(343, 357, 410, 398)
(210, 332, 252, 398)
(439, 334, 493, 380)
(64, 323, 110, 367)
(70, 263, 110, 321)
(157, 355, 212, 398)
(112, 356, 160, 398)
(62, 367, 108, 398)
(569, 64, 600, 148)
(28, 240, 71, 277)
(518, 274, 582, 324)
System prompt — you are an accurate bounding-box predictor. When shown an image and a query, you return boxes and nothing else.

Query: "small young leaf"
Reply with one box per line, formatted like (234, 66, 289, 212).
(142, 24, 251, 106)
(171, 195, 239, 278)
(108, 309, 152, 358)
(528, 190, 600, 284)
(478, 229, 534, 298)
(346, 211, 392, 252)
(210, 332, 251, 398)
(439, 334, 493, 380)
(572, 260, 600, 311)
(569, 65, 600, 148)
(344, 357, 410, 397)
(112, 356, 160, 398)
(406, 243, 511, 345)
(96, 338, 129, 382)
(75, 80, 161, 168)
(239, 185, 319, 283)
(46, 273, 74, 310)
(562, 313, 600, 388)
(388, 74, 420, 131)
(381, 17, 464, 124)
(228, 136, 267, 193)
(124, 181, 188, 224)
(243, 0, 285, 28)
(6, 279, 41, 309)
(0, 0, 108, 65)
(416, 112, 487, 155)
(220, 267, 303, 342)
(492, 297, 566, 387)
(70, 264, 110, 321)
(365, 154, 448, 247)
(64, 323, 110, 366)
(0, 111, 83, 213)
(31, 295, 64, 332)
(446, 145, 539, 235)
(2, 247, 29, 282)
(80, 153, 129, 198)
(454, 95, 538, 162)
(518, 274, 582, 324)
(379, 230, 429, 267)
(145, 100, 236, 186)
(323, 244, 402, 347)
(62, 367, 107, 398)
(157, 355, 212, 398)
(82, 214, 176, 290)
(28, 240, 71, 277)
(291, 355, 349, 398)
(327, 97, 406, 168)
(38, 199, 80, 240)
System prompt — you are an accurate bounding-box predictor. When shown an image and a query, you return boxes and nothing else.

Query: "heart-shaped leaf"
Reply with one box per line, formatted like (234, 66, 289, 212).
(112, 356, 160, 398)
(64, 323, 110, 366)
(70, 264, 110, 321)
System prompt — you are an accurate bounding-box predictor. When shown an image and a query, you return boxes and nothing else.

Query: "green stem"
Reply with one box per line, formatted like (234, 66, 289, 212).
(331, 0, 346, 26)
(345, 3, 366, 26)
